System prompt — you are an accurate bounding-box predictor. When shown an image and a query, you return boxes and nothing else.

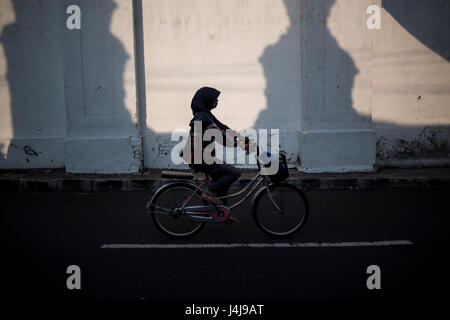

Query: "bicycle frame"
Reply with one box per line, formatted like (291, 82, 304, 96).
(180, 145, 282, 215)
(181, 172, 263, 212)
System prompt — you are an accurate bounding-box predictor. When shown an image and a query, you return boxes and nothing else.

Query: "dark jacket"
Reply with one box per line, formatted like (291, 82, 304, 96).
(183, 87, 236, 171)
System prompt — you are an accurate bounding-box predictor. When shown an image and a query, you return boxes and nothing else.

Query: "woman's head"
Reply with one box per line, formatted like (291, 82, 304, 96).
(191, 87, 220, 114)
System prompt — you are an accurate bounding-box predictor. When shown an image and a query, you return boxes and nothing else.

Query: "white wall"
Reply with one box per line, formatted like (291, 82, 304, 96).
(373, 1, 450, 167)
(141, 0, 302, 168)
(0, 0, 142, 173)
(0, 0, 448, 173)
(0, 0, 67, 168)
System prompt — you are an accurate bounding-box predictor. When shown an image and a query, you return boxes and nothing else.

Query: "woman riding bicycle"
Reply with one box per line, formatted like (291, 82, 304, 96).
(150, 88, 308, 238)
(184, 87, 250, 205)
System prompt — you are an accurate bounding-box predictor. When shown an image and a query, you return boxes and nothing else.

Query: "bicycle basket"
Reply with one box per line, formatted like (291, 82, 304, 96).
(263, 151, 289, 183)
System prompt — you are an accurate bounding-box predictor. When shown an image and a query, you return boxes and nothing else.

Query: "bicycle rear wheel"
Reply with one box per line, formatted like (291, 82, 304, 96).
(252, 183, 309, 237)
(149, 182, 206, 238)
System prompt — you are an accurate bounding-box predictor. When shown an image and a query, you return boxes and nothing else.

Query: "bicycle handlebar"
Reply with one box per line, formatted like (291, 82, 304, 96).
(256, 144, 261, 171)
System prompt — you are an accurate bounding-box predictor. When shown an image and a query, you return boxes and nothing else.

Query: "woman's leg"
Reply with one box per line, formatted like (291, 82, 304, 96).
(205, 164, 241, 204)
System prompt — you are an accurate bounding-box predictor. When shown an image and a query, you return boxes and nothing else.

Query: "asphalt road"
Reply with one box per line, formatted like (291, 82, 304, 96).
(1, 189, 449, 303)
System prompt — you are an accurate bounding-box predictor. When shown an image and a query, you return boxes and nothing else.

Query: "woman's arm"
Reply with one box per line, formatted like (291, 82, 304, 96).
(210, 115, 251, 153)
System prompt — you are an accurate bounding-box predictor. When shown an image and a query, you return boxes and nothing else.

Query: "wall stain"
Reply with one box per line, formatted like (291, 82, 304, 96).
(377, 127, 449, 161)
(23, 145, 39, 157)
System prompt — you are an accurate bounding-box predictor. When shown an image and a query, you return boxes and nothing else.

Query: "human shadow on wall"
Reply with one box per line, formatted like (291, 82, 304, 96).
(377, 0, 449, 163)
(71, 0, 133, 124)
(382, 0, 450, 62)
(256, 0, 369, 164)
(258, 0, 448, 166)
(0, 0, 66, 167)
(1, 0, 447, 171)
(0, 0, 139, 299)
(0, 0, 136, 171)
(144, 0, 448, 170)
(255, 0, 302, 132)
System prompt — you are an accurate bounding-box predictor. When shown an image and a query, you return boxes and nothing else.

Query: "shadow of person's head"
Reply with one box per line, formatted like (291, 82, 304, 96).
(382, 0, 450, 61)
(0, 0, 136, 171)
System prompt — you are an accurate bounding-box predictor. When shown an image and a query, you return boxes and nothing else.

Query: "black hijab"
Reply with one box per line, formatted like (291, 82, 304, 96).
(191, 87, 221, 115)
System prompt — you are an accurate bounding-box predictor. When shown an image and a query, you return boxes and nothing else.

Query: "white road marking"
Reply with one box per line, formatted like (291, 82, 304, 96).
(101, 240, 413, 249)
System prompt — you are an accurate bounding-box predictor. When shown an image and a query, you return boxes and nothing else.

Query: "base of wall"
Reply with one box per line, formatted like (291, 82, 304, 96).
(0, 137, 65, 168)
(298, 129, 376, 173)
(143, 133, 180, 169)
(377, 158, 450, 168)
(375, 126, 450, 166)
(65, 136, 142, 173)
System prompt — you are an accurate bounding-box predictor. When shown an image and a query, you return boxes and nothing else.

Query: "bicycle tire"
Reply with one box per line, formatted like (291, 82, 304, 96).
(149, 181, 207, 238)
(252, 182, 309, 237)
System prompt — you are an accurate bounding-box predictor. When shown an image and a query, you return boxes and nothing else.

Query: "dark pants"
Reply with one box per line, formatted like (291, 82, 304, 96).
(201, 163, 241, 204)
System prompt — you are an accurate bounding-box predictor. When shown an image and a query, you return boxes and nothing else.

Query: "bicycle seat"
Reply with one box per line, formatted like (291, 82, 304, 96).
(161, 170, 194, 180)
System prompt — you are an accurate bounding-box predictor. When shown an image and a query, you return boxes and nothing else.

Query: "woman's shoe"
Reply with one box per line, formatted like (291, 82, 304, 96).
(200, 192, 223, 205)
(225, 216, 238, 225)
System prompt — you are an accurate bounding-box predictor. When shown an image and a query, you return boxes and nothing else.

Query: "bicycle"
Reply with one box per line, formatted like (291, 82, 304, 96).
(145, 144, 309, 238)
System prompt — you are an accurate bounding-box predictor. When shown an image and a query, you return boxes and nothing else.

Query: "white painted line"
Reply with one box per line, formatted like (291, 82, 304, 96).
(101, 240, 413, 249)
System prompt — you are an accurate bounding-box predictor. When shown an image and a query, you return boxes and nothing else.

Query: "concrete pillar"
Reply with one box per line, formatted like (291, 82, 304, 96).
(60, 0, 141, 173)
(299, 0, 376, 172)
(0, 0, 66, 168)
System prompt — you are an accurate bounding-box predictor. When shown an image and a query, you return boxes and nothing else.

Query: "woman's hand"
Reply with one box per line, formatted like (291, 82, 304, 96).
(240, 137, 256, 154)
(244, 143, 251, 154)
(226, 130, 255, 154)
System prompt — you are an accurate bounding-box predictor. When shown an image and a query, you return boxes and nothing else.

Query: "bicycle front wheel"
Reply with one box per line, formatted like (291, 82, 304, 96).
(253, 183, 309, 237)
(149, 182, 206, 238)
